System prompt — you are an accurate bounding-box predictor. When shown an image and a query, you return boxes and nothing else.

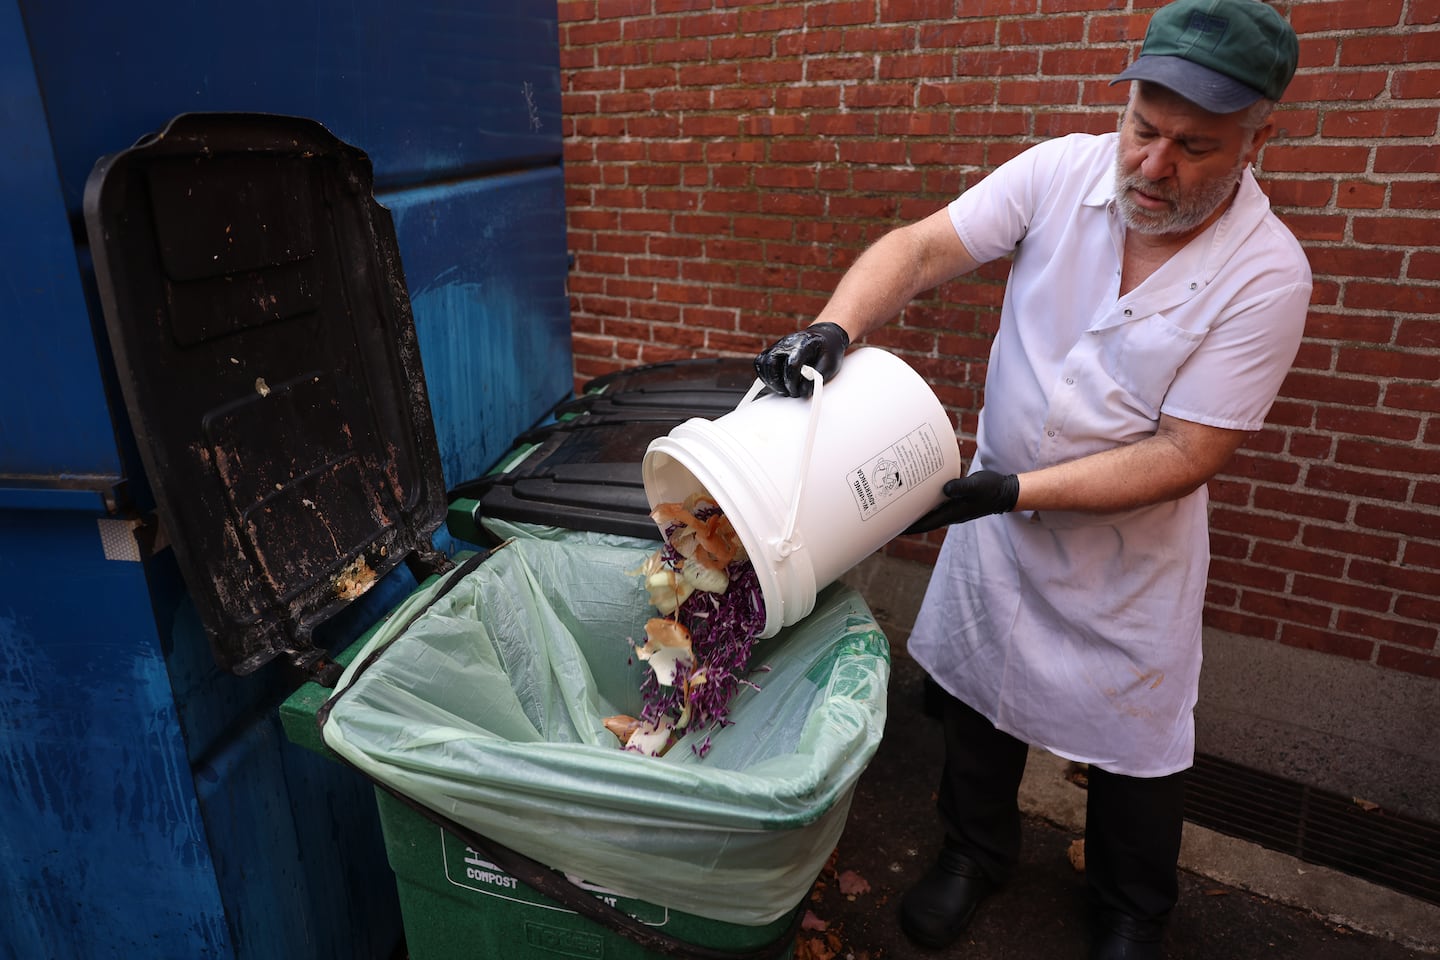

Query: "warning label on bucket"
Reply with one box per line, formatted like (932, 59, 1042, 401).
(847, 423, 946, 521)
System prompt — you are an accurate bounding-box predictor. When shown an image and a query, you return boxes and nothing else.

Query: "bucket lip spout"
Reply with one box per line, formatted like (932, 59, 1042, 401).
(642, 426, 815, 639)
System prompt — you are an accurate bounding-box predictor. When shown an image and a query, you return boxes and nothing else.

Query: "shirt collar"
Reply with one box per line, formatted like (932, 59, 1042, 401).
(1084, 158, 1115, 209)
(1099, 167, 1271, 315)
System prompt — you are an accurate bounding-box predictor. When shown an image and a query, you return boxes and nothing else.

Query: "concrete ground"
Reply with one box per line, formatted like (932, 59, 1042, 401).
(817, 558, 1440, 960)
(799, 651, 1438, 959)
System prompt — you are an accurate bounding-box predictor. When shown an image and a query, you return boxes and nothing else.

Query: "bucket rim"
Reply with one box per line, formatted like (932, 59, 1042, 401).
(642, 424, 817, 639)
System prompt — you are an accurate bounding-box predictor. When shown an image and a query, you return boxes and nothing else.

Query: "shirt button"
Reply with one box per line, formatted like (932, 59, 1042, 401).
(1123, 308, 1133, 317)
(1065, 377, 1075, 385)
(1046, 429, 1056, 437)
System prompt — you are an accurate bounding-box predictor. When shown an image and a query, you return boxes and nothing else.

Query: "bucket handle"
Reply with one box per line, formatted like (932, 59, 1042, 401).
(738, 365, 824, 559)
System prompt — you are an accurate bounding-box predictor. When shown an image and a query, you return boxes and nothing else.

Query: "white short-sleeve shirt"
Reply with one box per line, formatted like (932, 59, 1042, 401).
(906, 132, 1311, 777)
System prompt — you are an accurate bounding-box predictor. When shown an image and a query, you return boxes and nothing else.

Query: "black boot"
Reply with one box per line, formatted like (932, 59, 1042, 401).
(1083, 766, 1184, 960)
(899, 847, 996, 949)
(1090, 910, 1166, 960)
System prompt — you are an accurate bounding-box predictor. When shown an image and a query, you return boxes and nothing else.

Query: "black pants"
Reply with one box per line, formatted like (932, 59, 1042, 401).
(934, 687, 1187, 925)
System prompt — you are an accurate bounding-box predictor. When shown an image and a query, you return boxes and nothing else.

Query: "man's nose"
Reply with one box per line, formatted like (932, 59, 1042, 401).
(1139, 140, 1178, 181)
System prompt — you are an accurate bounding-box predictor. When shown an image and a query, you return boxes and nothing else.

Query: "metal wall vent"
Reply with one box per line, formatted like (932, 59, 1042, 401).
(1185, 753, 1440, 907)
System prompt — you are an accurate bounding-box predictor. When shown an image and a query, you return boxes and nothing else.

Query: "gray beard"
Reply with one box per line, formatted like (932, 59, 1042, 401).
(1114, 153, 1245, 237)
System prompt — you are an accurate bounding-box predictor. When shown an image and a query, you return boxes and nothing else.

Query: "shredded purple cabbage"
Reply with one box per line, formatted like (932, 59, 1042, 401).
(640, 506, 766, 757)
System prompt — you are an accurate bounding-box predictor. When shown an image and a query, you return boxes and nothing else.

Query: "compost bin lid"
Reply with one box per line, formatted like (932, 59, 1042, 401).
(84, 112, 448, 678)
(580, 357, 756, 401)
(457, 417, 687, 541)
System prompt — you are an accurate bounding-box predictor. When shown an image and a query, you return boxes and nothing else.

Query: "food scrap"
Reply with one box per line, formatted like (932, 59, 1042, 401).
(334, 555, 377, 600)
(616, 493, 766, 758)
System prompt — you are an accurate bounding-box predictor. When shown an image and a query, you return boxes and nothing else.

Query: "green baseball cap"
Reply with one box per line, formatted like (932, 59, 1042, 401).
(1112, 0, 1299, 113)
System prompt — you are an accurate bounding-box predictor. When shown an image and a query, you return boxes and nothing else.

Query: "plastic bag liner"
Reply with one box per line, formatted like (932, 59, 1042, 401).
(319, 535, 889, 927)
(478, 513, 658, 550)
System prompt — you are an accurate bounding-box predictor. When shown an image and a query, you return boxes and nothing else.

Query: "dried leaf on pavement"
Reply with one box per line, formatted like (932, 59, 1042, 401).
(794, 933, 838, 960)
(1067, 838, 1086, 872)
(801, 910, 828, 931)
(838, 869, 871, 898)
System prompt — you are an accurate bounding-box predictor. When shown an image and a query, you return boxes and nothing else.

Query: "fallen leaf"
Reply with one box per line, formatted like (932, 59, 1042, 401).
(838, 869, 871, 897)
(795, 935, 836, 960)
(1204, 888, 1230, 896)
(801, 910, 828, 932)
(1067, 838, 1086, 872)
(1353, 796, 1380, 813)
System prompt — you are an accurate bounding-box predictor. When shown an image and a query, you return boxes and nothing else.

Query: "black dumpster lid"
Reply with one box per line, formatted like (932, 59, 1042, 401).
(458, 416, 701, 541)
(452, 361, 754, 543)
(84, 112, 447, 677)
(581, 357, 757, 399)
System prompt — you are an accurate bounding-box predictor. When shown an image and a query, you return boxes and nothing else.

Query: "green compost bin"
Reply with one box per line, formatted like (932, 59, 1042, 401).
(363, 789, 800, 960)
(282, 532, 890, 960)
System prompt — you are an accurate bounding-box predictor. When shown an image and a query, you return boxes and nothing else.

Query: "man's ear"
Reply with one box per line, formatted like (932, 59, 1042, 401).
(1244, 121, 1276, 166)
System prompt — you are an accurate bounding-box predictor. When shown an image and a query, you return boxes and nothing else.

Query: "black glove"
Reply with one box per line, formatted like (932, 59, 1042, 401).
(753, 322, 850, 398)
(904, 470, 1020, 535)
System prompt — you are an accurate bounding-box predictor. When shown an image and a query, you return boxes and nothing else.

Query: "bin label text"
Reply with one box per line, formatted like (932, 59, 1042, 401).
(440, 829, 668, 925)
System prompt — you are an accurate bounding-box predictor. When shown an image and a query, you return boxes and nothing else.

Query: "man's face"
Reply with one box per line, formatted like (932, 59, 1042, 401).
(1114, 82, 1272, 238)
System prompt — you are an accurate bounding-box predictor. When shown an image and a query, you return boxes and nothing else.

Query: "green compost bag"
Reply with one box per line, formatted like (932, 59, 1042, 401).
(320, 535, 890, 926)
(477, 513, 657, 549)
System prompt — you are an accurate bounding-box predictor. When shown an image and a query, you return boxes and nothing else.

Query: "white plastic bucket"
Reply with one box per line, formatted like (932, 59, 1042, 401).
(642, 346, 962, 638)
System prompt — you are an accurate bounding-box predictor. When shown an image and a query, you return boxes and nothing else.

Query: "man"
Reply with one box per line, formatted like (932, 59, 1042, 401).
(752, 1, 1309, 957)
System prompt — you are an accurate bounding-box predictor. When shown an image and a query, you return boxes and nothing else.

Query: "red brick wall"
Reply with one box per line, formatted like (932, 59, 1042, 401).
(558, 0, 1440, 679)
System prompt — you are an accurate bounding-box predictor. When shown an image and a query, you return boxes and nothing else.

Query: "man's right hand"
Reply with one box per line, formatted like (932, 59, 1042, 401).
(753, 322, 850, 397)
(904, 471, 1020, 534)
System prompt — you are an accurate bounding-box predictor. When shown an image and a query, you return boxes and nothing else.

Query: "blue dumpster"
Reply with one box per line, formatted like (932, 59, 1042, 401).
(0, 3, 569, 956)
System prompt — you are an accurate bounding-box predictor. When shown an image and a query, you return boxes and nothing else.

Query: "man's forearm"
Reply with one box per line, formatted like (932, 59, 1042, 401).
(1013, 415, 1250, 514)
(813, 209, 981, 343)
